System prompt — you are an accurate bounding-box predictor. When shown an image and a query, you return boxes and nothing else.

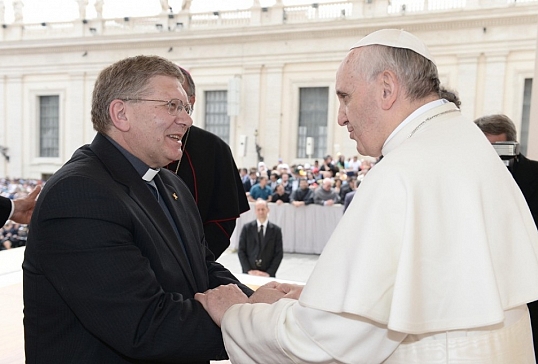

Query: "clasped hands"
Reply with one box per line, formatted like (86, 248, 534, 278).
(194, 281, 303, 327)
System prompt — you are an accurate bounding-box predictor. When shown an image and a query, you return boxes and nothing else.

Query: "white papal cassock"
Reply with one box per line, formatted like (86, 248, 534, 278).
(222, 101, 538, 363)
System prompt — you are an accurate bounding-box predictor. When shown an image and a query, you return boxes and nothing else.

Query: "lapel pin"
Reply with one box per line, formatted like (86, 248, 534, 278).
(172, 192, 178, 200)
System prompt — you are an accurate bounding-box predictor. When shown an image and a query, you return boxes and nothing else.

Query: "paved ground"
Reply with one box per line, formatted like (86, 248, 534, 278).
(0, 247, 319, 364)
(217, 248, 320, 283)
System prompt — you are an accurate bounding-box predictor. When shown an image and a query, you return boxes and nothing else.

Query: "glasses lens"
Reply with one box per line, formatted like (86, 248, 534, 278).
(168, 99, 180, 115)
(184, 103, 192, 116)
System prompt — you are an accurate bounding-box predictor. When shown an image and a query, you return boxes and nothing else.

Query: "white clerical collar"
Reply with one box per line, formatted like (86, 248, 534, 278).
(142, 168, 160, 182)
(383, 99, 447, 149)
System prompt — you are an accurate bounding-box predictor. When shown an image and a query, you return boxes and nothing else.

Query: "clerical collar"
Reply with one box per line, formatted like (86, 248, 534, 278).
(383, 99, 447, 149)
(104, 135, 160, 182)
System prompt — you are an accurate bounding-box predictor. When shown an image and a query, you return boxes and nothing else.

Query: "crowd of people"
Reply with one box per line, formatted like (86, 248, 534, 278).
(1, 28, 538, 363)
(240, 154, 379, 210)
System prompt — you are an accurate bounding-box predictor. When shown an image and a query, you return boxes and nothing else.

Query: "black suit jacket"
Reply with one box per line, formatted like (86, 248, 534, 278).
(512, 154, 538, 228)
(23, 133, 253, 364)
(238, 220, 283, 277)
(511, 153, 538, 361)
(0, 195, 11, 226)
(166, 126, 249, 258)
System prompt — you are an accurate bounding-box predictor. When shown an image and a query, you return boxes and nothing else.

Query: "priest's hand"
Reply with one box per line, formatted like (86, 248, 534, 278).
(195, 284, 248, 327)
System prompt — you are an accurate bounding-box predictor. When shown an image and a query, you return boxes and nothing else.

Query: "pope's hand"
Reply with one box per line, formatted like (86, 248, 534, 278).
(195, 284, 248, 327)
(276, 283, 304, 300)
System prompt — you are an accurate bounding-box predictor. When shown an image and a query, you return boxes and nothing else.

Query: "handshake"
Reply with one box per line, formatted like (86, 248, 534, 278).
(195, 281, 303, 327)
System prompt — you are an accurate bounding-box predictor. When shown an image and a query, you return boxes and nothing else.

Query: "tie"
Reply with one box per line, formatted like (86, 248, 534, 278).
(258, 224, 264, 244)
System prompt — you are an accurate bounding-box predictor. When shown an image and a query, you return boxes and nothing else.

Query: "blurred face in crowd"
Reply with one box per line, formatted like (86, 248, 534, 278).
(255, 200, 269, 222)
(322, 178, 332, 191)
(275, 184, 285, 195)
(299, 179, 309, 190)
(259, 176, 268, 188)
(281, 173, 289, 183)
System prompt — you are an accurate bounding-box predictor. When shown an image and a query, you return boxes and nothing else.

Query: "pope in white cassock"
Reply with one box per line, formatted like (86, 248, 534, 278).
(195, 29, 538, 363)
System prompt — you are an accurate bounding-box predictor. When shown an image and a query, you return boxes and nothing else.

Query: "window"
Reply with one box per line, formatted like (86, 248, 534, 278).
(297, 87, 328, 158)
(205, 90, 230, 144)
(520, 78, 532, 155)
(39, 95, 59, 158)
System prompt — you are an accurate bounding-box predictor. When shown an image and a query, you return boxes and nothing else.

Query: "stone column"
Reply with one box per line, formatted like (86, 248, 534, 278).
(262, 65, 284, 164)
(456, 53, 480, 120)
(66, 72, 86, 157)
(481, 51, 508, 116)
(5, 75, 23, 177)
(527, 24, 538, 159)
(237, 66, 262, 168)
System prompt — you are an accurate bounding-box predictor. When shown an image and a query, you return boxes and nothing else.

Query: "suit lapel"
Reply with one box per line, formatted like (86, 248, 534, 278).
(155, 175, 200, 290)
(89, 134, 198, 292)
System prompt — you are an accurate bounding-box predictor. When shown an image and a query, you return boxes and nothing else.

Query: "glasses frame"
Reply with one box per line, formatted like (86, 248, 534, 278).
(121, 98, 193, 116)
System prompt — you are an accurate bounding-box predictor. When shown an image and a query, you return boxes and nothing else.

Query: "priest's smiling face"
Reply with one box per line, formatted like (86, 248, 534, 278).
(120, 75, 193, 168)
(336, 48, 384, 157)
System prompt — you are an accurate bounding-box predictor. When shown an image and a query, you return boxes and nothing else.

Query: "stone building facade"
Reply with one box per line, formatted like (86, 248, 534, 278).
(0, 0, 537, 178)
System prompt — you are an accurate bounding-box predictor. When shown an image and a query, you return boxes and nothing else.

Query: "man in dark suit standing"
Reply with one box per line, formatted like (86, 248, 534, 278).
(23, 55, 282, 363)
(475, 113, 538, 361)
(238, 199, 283, 277)
(242, 170, 258, 193)
(165, 67, 249, 259)
(0, 186, 41, 227)
(474, 114, 538, 227)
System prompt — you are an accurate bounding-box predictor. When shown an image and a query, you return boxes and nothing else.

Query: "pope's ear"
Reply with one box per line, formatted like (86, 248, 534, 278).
(109, 99, 130, 132)
(380, 70, 398, 110)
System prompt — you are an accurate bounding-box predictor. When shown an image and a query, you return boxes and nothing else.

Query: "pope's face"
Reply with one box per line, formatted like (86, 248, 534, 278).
(124, 75, 192, 168)
(335, 49, 383, 157)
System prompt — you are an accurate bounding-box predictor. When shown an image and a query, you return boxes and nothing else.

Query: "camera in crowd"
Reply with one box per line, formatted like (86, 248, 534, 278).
(492, 141, 520, 167)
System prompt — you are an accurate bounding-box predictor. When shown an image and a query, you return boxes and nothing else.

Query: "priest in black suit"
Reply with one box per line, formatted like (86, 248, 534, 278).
(165, 67, 249, 259)
(238, 199, 283, 277)
(23, 56, 281, 364)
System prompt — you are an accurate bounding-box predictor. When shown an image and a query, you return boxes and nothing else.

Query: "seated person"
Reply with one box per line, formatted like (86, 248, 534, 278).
(314, 177, 340, 206)
(238, 199, 283, 277)
(290, 178, 314, 207)
(248, 176, 272, 202)
(270, 184, 290, 205)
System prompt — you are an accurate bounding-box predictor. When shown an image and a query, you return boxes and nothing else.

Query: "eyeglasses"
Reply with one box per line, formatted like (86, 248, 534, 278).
(121, 98, 193, 116)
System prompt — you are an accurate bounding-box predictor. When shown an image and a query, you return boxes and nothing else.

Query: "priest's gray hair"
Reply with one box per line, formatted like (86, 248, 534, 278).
(92, 55, 185, 134)
(354, 45, 440, 102)
(474, 114, 518, 142)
